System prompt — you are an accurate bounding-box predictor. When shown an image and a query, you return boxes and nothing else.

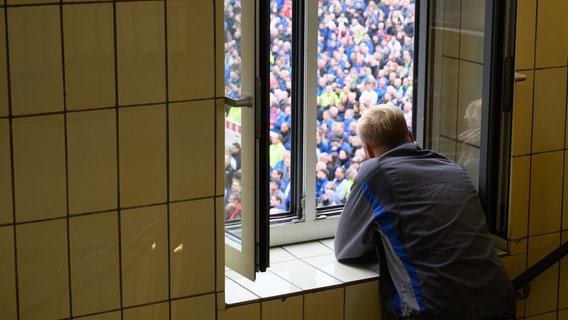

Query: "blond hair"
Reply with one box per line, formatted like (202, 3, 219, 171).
(356, 104, 409, 151)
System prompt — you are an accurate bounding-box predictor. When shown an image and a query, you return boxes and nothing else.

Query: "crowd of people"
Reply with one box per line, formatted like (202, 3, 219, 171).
(224, 0, 416, 219)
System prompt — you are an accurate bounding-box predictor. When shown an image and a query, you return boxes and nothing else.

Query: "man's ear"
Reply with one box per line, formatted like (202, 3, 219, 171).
(363, 142, 375, 159)
(408, 130, 415, 143)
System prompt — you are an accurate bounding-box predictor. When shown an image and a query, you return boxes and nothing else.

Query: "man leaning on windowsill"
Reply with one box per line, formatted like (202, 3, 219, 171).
(334, 104, 516, 320)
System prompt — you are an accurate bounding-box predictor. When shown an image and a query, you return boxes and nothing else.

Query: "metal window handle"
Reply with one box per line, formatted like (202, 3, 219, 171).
(515, 72, 527, 82)
(225, 96, 254, 108)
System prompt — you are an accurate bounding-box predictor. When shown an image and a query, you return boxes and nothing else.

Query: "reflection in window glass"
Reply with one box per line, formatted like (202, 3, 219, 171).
(426, 0, 485, 188)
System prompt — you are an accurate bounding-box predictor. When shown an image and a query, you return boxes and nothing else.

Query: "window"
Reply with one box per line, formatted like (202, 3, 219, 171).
(224, 0, 516, 278)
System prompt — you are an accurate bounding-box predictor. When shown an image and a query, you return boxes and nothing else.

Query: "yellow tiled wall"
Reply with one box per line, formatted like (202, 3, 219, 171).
(0, 0, 223, 319)
(502, 0, 568, 319)
(0, 0, 567, 320)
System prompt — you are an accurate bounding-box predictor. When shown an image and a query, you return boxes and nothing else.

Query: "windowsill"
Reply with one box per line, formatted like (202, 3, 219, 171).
(224, 238, 380, 306)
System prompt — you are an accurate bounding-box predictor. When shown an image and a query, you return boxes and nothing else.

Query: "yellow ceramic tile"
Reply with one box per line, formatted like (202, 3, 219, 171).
(559, 309, 568, 320)
(345, 281, 381, 320)
(533, 68, 567, 153)
(170, 199, 215, 298)
(67, 110, 117, 215)
(565, 153, 568, 231)
(171, 294, 216, 320)
(118, 105, 166, 208)
(525, 311, 558, 320)
(515, 0, 537, 70)
(459, 0, 485, 64)
(525, 233, 561, 317)
(63, 0, 108, 2)
(16, 220, 69, 320)
(79, 311, 121, 320)
(116, 1, 166, 106)
(0, 227, 17, 320)
(535, 0, 568, 69)
(7, 6, 64, 115)
(500, 253, 526, 282)
(63, 4, 115, 110)
(511, 70, 534, 156)
(440, 0, 460, 59)
(560, 231, 568, 309)
(215, 196, 225, 292)
(169, 101, 215, 200)
(217, 303, 260, 320)
(123, 302, 169, 320)
(7, 0, 54, 5)
(120, 205, 168, 307)
(529, 151, 563, 236)
(0, 9, 8, 118)
(216, 98, 226, 197)
(508, 237, 527, 256)
(0, 120, 12, 225)
(13, 115, 66, 222)
(304, 288, 344, 320)
(167, 0, 214, 101)
(69, 212, 120, 316)
(215, 0, 225, 97)
(508, 156, 530, 239)
(261, 295, 303, 320)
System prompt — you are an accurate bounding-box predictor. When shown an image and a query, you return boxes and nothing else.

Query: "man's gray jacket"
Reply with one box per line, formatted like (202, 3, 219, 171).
(335, 142, 516, 319)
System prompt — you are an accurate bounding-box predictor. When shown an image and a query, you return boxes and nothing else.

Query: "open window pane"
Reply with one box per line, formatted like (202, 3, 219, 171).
(224, 0, 258, 281)
(425, 0, 485, 187)
(417, 0, 516, 240)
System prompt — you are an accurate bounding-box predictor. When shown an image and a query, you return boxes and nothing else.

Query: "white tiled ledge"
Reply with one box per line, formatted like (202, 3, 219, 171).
(225, 238, 380, 306)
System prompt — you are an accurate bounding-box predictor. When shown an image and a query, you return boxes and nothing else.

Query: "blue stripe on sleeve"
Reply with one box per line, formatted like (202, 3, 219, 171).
(361, 180, 426, 314)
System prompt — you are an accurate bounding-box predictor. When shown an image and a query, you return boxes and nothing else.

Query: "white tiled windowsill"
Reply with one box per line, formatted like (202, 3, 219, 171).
(224, 238, 380, 305)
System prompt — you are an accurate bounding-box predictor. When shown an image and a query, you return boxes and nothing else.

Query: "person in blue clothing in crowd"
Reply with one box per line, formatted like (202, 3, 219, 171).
(335, 104, 516, 320)
(315, 168, 330, 199)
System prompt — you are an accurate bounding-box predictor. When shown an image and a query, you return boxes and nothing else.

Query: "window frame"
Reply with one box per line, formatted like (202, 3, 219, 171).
(227, 0, 518, 272)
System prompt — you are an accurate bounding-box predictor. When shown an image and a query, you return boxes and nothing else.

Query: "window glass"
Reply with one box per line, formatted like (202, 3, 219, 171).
(424, 0, 485, 188)
(314, 1, 415, 209)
